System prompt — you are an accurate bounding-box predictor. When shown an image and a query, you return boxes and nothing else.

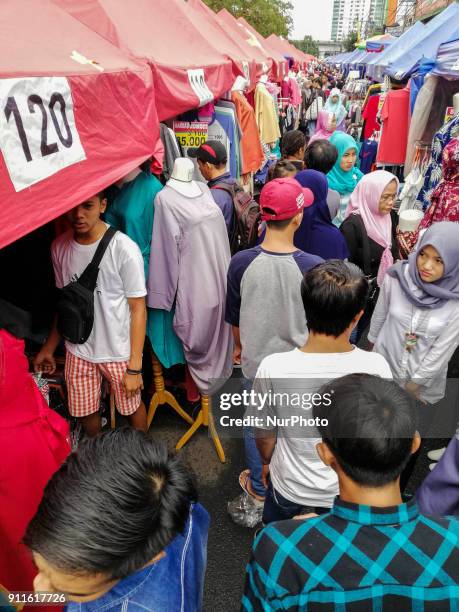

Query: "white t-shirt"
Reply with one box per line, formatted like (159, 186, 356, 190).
(249, 347, 393, 508)
(52, 226, 146, 363)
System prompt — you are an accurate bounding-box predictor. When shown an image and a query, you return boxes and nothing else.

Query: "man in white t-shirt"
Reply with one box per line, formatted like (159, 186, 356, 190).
(34, 191, 147, 437)
(248, 260, 393, 523)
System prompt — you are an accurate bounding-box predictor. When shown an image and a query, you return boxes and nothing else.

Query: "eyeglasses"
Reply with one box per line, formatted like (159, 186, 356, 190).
(380, 194, 397, 203)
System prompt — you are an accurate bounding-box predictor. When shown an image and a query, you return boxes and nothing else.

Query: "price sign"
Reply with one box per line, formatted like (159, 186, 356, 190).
(173, 121, 208, 148)
(0, 76, 86, 191)
(187, 69, 213, 107)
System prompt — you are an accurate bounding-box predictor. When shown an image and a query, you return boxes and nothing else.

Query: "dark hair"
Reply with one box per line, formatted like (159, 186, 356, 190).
(301, 260, 368, 336)
(281, 130, 306, 158)
(304, 140, 338, 175)
(268, 160, 297, 181)
(24, 429, 197, 580)
(314, 374, 417, 486)
(312, 78, 322, 87)
(266, 217, 295, 230)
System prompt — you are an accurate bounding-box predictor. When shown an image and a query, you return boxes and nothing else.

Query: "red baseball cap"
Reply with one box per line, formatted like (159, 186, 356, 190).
(260, 178, 314, 221)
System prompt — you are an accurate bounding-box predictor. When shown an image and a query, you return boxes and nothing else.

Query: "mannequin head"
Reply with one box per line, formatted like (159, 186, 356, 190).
(454, 92, 459, 115)
(167, 158, 201, 197)
(232, 76, 248, 92)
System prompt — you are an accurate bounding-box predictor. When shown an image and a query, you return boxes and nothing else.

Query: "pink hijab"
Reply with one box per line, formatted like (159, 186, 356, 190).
(345, 170, 398, 286)
(309, 110, 335, 144)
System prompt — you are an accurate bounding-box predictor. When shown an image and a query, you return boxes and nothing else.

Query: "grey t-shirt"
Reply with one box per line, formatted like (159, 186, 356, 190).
(225, 246, 322, 379)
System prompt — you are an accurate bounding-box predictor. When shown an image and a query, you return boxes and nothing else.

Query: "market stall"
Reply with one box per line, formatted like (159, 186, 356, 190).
(0, 0, 159, 250)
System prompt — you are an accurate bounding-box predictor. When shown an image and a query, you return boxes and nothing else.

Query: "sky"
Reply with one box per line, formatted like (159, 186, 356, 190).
(291, 0, 334, 41)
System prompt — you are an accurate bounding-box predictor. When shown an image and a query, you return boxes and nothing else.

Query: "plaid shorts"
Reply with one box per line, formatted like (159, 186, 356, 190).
(65, 352, 141, 418)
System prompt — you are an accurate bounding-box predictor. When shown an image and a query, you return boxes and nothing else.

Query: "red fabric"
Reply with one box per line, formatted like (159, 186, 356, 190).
(362, 94, 380, 140)
(186, 0, 258, 88)
(0, 330, 70, 607)
(55, 0, 236, 122)
(236, 17, 287, 80)
(265, 35, 315, 69)
(217, 9, 274, 79)
(419, 138, 459, 230)
(0, 0, 159, 250)
(376, 88, 410, 165)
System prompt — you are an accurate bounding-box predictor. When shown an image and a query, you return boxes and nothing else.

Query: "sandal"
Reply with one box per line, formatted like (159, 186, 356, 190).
(239, 469, 265, 503)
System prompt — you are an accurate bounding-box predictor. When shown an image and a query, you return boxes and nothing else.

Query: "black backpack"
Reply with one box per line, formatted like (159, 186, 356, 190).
(56, 227, 117, 344)
(211, 182, 261, 255)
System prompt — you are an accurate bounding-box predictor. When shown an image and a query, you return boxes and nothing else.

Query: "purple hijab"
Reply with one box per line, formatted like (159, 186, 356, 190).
(388, 221, 459, 309)
(295, 170, 350, 260)
(417, 429, 459, 516)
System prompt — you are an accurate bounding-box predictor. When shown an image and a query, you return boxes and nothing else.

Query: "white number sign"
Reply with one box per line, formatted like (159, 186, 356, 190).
(0, 76, 86, 191)
(187, 69, 214, 107)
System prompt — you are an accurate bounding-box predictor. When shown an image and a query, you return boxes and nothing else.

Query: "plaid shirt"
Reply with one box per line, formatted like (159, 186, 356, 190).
(243, 498, 459, 610)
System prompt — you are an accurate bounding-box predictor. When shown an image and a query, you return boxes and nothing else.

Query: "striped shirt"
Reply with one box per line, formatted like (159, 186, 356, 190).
(243, 498, 459, 610)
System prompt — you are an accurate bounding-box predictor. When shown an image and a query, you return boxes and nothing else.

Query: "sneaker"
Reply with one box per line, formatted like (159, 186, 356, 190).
(429, 463, 437, 471)
(427, 447, 446, 462)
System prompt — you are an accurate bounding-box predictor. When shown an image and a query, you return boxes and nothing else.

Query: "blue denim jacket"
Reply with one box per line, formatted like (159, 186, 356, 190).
(66, 503, 209, 612)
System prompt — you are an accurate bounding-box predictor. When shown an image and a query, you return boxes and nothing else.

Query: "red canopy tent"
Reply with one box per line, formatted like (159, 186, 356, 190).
(0, 0, 159, 250)
(185, 0, 258, 89)
(217, 9, 274, 80)
(54, 0, 237, 121)
(235, 17, 288, 80)
(266, 34, 315, 68)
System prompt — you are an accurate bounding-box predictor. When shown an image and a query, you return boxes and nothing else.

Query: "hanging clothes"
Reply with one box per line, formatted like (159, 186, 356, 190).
(254, 82, 281, 145)
(147, 183, 232, 393)
(361, 94, 380, 140)
(231, 90, 264, 174)
(416, 114, 459, 211)
(159, 123, 181, 181)
(377, 88, 410, 166)
(414, 138, 459, 237)
(214, 101, 243, 178)
(359, 139, 378, 174)
(105, 171, 185, 369)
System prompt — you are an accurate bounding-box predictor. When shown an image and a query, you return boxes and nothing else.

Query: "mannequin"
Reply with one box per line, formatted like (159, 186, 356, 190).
(147, 168, 233, 461)
(259, 73, 269, 84)
(454, 92, 459, 115)
(167, 157, 202, 197)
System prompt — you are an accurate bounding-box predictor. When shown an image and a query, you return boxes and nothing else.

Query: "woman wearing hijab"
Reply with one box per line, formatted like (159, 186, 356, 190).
(368, 222, 459, 409)
(308, 110, 337, 144)
(327, 132, 363, 228)
(295, 169, 349, 260)
(0, 302, 70, 608)
(341, 171, 399, 340)
(324, 88, 347, 131)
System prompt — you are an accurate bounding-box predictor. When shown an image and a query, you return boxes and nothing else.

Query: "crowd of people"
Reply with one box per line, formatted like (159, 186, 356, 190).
(1, 63, 459, 611)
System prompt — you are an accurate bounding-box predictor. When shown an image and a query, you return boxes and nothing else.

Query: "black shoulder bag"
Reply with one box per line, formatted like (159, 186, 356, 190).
(353, 214, 379, 308)
(56, 226, 117, 344)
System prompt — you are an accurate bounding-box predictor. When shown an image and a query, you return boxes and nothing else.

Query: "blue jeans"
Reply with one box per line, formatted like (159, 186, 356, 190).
(263, 478, 330, 524)
(244, 427, 266, 498)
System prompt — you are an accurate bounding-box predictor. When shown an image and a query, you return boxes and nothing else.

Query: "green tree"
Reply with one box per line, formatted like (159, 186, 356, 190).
(203, 0, 293, 37)
(343, 30, 359, 52)
(291, 35, 319, 57)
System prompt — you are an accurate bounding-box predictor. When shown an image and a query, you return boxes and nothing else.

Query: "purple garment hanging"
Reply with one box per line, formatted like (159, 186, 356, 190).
(147, 182, 233, 393)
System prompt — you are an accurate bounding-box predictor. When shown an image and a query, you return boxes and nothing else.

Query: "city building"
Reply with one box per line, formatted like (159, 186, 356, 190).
(317, 40, 344, 58)
(331, 0, 388, 41)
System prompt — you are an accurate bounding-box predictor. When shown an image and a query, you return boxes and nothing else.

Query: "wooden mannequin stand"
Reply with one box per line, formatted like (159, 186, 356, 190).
(147, 354, 194, 428)
(176, 394, 226, 463)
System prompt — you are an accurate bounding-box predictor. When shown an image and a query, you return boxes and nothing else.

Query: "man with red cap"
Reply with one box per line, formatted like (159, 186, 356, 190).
(225, 178, 320, 510)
